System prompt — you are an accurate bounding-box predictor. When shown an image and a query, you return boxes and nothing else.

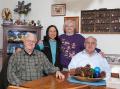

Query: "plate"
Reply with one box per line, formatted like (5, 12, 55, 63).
(73, 76, 104, 82)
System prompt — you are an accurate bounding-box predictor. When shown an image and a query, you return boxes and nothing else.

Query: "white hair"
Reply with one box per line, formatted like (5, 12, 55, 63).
(24, 32, 37, 41)
(85, 36, 97, 43)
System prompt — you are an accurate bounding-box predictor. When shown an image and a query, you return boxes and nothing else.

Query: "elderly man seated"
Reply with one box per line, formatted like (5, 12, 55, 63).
(7, 32, 65, 86)
(68, 36, 111, 80)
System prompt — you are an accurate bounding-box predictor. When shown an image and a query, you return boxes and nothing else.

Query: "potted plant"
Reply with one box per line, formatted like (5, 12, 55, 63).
(14, 1, 31, 22)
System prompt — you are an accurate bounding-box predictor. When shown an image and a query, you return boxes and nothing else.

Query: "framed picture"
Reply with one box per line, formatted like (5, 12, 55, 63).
(105, 54, 120, 64)
(64, 16, 79, 33)
(51, 4, 66, 16)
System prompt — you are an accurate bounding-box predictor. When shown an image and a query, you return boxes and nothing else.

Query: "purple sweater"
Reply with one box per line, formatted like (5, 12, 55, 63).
(59, 34, 85, 68)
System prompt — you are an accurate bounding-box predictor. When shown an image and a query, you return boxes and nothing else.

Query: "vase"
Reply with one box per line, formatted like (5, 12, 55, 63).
(19, 14, 26, 22)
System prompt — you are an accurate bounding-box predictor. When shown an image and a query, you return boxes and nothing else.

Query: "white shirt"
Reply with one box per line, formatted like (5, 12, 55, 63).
(68, 50, 111, 80)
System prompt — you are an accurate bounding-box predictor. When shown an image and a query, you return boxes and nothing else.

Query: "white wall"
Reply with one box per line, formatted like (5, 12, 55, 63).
(0, 0, 120, 54)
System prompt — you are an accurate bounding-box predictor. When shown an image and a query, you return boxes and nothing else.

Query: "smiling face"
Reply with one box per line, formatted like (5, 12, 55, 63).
(64, 20, 75, 35)
(84, 37, 97, 54)
(48, 27, 57, 40)
(23, 33, 37, 54)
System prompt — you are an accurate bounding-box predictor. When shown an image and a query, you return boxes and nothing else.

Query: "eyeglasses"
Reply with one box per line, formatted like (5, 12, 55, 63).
(85, 42, 96, 45)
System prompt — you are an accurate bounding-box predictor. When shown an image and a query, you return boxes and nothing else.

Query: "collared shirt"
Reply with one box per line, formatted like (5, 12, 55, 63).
(68, 50, 111, 80)
(7, 49, 59, 86)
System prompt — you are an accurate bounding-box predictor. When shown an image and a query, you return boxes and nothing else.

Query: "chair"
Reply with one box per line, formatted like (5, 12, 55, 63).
(0, 56, 10, 89)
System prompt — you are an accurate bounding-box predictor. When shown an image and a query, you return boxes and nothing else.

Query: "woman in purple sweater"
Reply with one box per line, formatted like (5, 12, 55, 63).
(59, 20, 101, 69)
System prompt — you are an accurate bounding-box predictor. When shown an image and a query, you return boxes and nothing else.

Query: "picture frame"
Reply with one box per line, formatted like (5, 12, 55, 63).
(105, 54, 120, 65)
(64, 16, 79, 33)
(51, 4, 66, 16)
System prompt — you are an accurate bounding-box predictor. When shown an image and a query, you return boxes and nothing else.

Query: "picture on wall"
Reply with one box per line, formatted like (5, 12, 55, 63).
(51, 4, 66, 16)
(64, 16, 79, 33)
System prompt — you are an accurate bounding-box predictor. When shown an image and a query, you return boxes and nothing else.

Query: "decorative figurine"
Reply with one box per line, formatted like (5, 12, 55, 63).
(2, 8, 13, 25)
(37, 20, 43, 28)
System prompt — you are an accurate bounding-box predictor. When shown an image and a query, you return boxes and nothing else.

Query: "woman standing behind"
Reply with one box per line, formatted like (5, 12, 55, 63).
(36, 25, 62, 70)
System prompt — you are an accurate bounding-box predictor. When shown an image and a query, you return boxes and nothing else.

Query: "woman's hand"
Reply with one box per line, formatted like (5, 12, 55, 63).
(38, 40, 43, 44)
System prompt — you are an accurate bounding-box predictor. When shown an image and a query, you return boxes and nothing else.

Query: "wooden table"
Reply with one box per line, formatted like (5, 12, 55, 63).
(7, 72, 114, 89)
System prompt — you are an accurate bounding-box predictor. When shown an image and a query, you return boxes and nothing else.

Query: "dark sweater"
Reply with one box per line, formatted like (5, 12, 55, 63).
(36, 39, 62, 70)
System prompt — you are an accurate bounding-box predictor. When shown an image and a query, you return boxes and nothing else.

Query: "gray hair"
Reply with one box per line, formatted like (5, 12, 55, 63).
(24, 32, 37, 41)
(85, 36, 97, 43)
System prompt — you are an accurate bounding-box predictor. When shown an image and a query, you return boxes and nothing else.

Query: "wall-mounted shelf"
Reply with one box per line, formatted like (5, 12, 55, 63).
(81, 9, 120, 34)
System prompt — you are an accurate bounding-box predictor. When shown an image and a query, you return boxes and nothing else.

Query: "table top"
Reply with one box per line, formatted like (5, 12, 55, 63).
(7, 72, 114, 89)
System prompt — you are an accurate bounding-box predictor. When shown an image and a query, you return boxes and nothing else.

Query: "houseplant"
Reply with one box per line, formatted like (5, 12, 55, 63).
(14, 1, 31, 22)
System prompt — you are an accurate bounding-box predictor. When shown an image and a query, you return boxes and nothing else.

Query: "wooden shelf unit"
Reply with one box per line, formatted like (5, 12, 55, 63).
(81, 8, 120, 34)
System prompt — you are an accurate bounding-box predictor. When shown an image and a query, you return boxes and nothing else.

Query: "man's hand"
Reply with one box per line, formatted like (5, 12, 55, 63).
(56, 71, 65, 80)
